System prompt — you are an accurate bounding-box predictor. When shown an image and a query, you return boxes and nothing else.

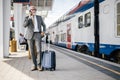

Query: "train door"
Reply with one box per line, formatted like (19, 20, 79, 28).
(55, 35, 59, 44)
(67, 23, 71, 49)
(116, 1, 120, 37)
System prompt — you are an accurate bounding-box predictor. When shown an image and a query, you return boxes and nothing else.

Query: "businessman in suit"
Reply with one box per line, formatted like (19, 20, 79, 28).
(23, 6, 46, 71)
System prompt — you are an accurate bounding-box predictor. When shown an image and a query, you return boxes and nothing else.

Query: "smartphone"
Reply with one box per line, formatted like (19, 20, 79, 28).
(29, 10, 32, 16)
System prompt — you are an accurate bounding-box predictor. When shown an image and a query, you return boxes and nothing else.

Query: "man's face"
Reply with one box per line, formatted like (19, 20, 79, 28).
(30, 6, 36, 15)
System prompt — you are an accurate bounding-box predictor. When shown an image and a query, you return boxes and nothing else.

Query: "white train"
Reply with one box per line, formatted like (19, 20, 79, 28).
(47, 0, 120, 63)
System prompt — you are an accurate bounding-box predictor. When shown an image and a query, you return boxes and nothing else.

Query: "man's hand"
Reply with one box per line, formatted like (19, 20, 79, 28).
(41, 32, 45, 37)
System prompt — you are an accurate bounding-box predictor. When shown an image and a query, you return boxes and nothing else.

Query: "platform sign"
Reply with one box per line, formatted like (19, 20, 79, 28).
(13, 0, 30, 3)
(67, 23, 71, 49)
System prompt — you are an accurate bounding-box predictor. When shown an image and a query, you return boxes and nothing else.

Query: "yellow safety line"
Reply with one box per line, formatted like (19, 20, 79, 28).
(54, 46, 120, 75)
(68, 52, 120, 75)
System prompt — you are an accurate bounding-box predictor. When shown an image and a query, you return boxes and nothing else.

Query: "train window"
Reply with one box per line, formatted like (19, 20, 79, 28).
(85, 12, 91, 27)
(117, 3, 120, 36)
(78, 16, 83, 28)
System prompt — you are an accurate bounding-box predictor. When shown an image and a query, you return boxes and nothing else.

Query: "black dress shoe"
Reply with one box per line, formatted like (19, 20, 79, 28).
(31, 67, 38, 71)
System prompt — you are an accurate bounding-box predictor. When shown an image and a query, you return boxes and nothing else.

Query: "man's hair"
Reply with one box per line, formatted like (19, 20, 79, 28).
(20, 33, 23, 36)
(30, 6, 36, 10)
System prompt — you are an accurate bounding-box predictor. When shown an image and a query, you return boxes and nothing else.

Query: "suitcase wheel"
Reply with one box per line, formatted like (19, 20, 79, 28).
(41, 67, 56, 71)
(54, 67, 56, 70)
(50, 68, 52, 71)
(50, 67, 56, 71)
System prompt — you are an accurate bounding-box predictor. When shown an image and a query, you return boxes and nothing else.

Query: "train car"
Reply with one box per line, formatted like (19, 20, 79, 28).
(47, 0, 120, 63)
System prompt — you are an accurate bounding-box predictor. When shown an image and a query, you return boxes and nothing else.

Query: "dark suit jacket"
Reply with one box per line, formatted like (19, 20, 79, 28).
(23, 15, 46, 39)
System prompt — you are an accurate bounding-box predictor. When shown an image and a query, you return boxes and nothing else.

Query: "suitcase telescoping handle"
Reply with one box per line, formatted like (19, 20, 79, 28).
(42, 33, 50, 51)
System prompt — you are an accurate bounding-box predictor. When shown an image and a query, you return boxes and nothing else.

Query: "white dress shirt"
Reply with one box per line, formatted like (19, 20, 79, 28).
(33, 15, 39, 32)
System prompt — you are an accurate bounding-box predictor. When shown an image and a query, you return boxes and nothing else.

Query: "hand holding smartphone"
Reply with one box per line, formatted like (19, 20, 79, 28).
(29, 10, 33, 18)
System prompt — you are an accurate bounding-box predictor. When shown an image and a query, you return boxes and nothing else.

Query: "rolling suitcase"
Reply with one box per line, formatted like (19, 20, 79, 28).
(41, 35, 56, 71)
(41, 50, 56, 71)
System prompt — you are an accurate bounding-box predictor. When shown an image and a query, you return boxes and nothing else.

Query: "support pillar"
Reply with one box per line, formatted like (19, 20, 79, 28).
(21, 6, 26, 34)
(0, 0, 11, 58)
(14, 3, 26, 49)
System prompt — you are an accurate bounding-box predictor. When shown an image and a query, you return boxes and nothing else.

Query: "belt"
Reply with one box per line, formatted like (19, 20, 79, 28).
(34, 32, 40, 33)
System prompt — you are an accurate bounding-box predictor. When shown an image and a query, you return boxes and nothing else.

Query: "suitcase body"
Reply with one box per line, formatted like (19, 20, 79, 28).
(41, 50, 56, 71)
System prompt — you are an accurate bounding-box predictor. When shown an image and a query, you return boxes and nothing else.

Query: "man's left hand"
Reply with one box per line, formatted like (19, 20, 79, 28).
(41, 32, 44, 37)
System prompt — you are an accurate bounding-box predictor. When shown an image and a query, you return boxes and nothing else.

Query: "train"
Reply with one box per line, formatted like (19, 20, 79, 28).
(46, 0, 120, 63)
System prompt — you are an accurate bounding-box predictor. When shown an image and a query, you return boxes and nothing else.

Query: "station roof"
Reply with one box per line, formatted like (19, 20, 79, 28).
(30, 0, 53, 11)
(12, 0, 54, 18)
(30, 0, 53, 18)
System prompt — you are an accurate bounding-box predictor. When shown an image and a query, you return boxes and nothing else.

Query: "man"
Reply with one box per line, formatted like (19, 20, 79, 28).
(19, 33, 28, 50)
(19, 33, 26, 45)
(23, 6, 46, 71)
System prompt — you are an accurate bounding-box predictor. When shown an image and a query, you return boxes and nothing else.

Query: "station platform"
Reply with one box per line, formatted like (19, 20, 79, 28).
(0, 44, 120, 80)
